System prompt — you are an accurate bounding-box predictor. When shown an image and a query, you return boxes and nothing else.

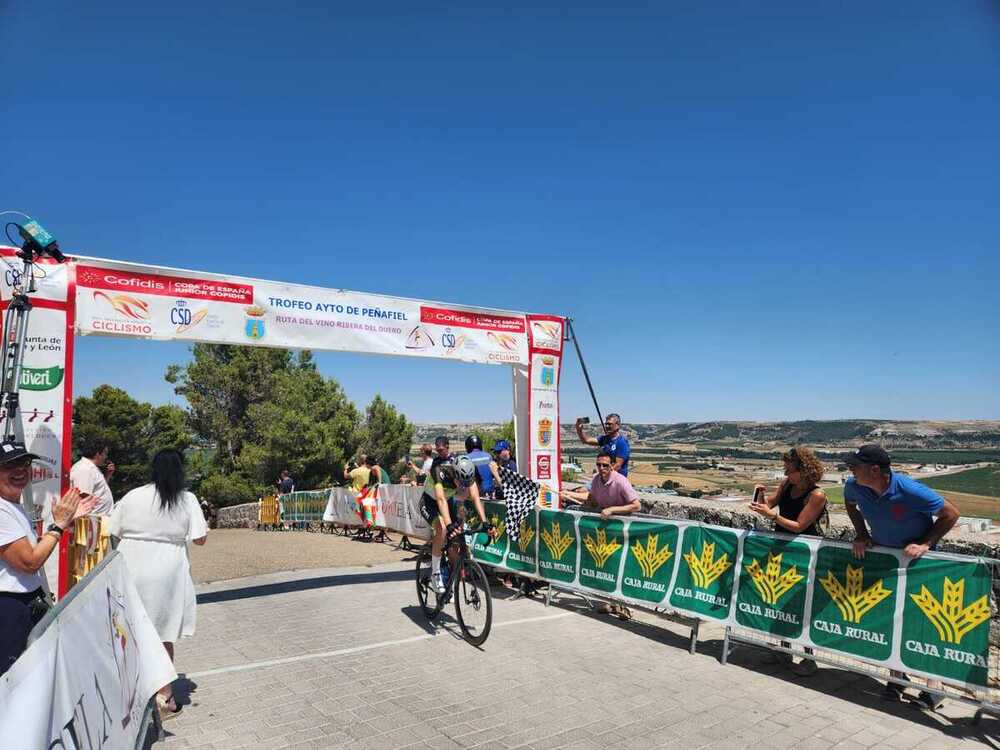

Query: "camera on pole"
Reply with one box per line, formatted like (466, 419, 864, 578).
(1, 215, 68, 441)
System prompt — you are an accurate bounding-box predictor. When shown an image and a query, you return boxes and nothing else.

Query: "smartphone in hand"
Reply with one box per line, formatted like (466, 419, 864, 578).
(751, 486, 765, 505)
(578, 417, 590, 424)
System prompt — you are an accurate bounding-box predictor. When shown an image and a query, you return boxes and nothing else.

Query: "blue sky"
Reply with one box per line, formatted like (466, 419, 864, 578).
(2, 1, 998, 422)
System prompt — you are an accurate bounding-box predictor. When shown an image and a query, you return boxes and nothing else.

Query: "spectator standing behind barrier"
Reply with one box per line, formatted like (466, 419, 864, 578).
(69, 440, 115, 515)
(841, 443, 959, 710)
(344, 455, 371, 492)
(558, 450, 640, 618)
(492, 440, 516, 501)
(0, 441, 94, 677)
(749, 446, 828, 677)
(109, 449, 208, 720)
(277, 470, 294, 495)
(575, 414, 631, 476)
(465, 435, 495, 498)
(366, 456, 391, 485)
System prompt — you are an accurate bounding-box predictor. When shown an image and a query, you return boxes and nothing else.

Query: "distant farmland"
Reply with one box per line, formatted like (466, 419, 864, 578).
(922, 464, 1000, 498)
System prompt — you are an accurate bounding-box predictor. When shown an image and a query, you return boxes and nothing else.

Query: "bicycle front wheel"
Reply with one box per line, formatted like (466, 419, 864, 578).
(415, 546, 444, 620)
(454, 558, 493, 646)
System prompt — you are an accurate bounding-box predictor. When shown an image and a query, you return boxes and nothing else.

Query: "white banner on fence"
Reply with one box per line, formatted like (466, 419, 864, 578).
(73, 257, 532, 366)
(0, 552, 176, 748)
(323, 485, 432, 540)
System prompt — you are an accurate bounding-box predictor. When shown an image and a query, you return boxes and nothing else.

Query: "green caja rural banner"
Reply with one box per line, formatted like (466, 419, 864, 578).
(537, 509, 578, 583)
(504, 507, 538, 575)
(735, 534, 811, 639)
(621, 520, 680, 604)
(809, 546, 898, 662)
(669, 525, 739, 620)
(900, 556, 992, 686)
(471, 502, 509, 566)
(578, 516, 625, 593)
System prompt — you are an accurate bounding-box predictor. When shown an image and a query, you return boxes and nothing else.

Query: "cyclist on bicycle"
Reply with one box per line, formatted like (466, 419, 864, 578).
(421, 454, 491, 594)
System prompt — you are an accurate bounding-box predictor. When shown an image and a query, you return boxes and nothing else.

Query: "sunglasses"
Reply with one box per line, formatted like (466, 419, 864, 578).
(596, 462, 612, 469)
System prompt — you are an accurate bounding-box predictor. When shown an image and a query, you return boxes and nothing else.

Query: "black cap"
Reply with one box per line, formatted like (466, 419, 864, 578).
(0, 440, 41, 466)
(840, 444, 891, 468)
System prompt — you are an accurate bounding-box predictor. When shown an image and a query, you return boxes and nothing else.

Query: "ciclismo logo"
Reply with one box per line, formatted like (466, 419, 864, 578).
(90, 291, 153, 335)
(530, 320, 562, 351)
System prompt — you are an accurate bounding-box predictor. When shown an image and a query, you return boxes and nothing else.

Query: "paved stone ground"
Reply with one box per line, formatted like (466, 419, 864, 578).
(159, 561, 999, 750)
(189, 528, 416, 584)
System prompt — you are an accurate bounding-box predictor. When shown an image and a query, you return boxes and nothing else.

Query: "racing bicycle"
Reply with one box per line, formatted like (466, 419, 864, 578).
(415, 524, 493, 646)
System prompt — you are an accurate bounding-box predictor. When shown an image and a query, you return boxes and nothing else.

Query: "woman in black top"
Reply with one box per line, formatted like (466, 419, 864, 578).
(750, 446, 827, 536)
(749, 446, 828, 677)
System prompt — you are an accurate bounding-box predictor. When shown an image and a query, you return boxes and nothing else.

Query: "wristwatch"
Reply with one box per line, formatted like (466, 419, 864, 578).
(46, 523, 65, 537)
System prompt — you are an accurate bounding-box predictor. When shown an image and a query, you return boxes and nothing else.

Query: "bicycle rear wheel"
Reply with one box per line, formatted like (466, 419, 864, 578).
(415, 546, 444, 620)
(454, 558, 492, 646)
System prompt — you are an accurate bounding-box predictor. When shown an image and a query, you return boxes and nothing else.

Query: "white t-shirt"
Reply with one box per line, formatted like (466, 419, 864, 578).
(0, 498, 46, 593)
(69, 457, 114, 515)
(421, 457, 433, 474)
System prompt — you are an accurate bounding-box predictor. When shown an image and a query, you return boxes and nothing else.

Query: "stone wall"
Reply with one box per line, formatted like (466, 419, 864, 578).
(216, 501, 258, 529)
(635, 492, 1000, 558)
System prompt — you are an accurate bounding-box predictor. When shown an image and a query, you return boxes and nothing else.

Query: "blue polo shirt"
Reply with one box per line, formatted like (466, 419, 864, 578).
(843, 472, 944, 548)
(597, 433, 631, 476)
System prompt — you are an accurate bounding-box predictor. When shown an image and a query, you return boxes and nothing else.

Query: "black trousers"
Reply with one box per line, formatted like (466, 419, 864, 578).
(0, 588, 42, 677)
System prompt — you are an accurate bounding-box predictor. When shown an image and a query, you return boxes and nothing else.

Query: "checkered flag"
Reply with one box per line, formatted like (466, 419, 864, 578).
(497, 466, 541, 542)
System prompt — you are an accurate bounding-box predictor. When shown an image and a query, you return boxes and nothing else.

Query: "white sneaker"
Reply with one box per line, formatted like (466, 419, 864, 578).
(431, 572, 446, 595)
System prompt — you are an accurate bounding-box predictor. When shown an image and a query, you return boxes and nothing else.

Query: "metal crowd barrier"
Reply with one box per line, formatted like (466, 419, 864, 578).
(471, 502, 1000, 719)
(258, 495, 281, 528)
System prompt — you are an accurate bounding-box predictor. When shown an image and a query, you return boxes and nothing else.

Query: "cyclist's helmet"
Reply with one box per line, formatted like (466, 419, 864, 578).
(492, 439, 511, 453)
(434, 435, 450, 449)
(465, 434, 483, 452)
(454, 456, 477, 487)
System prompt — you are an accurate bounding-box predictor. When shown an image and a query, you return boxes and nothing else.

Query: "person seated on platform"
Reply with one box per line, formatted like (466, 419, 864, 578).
(557, 449, 640, 619)
(842, 443, 959, 710)
(749, 445, 828, 677)
(1, 441, 95, 677)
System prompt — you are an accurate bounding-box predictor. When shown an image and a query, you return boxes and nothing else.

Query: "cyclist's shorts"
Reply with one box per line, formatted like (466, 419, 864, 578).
(420, 493, 459, 524)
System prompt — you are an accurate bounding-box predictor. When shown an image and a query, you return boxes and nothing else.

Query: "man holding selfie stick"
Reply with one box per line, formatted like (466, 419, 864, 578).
(69, 440, 115, 515)
(575, 413, 631, 476)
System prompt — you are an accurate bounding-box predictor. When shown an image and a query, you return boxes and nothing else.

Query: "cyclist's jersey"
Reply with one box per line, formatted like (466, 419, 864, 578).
(424, 458, 461, 499)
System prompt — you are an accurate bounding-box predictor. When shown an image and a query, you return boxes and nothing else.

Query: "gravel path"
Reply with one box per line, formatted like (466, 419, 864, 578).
(188, 528, 420, 584)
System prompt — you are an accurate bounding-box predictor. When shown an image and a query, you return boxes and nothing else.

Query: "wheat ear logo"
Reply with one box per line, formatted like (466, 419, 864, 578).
(745, 552, 804, 605)
(910, 577, 990, 645)
(819, 565, 892, 623)
(583, 528, 622, 569)
(517, 519, 535, 553)
(541, 521, 573, 560)
(684, 541, 732, 588)
(630, 534, 673, 578)
(489, 514, 507, 542)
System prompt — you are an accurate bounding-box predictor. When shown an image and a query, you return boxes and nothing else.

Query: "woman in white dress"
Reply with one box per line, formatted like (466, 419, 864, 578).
(109, 449, 207, 716)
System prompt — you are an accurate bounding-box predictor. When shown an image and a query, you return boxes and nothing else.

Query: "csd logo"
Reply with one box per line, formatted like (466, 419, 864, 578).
(5, 268, 22, 287)
(442, 330, 457, 348)
(170, 301, 192, 326)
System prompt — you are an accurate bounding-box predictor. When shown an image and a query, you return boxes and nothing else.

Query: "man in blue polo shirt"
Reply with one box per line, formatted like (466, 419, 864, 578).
(842, 443, 959, 709)
(575, 413, 631, 476)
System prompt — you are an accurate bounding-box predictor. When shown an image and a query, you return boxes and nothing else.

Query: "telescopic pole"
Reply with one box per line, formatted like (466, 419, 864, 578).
(565, 318, 605, 431)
